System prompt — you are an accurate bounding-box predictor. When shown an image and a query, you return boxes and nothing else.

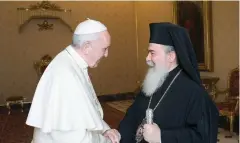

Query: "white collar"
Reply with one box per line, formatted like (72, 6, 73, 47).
(65, 45, 88, 69)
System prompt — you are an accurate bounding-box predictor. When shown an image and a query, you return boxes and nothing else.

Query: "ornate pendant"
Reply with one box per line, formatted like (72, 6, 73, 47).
(135, 118, 147, 143)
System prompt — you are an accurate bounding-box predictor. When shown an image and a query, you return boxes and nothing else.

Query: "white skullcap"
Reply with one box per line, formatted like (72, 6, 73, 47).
(74, 18, 107, 35)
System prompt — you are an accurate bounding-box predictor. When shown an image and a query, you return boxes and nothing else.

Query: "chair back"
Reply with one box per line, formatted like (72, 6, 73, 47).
(228, 67, 239, 98)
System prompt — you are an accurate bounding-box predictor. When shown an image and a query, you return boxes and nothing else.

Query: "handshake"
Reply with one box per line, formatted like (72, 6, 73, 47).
(103, 124, 161, 143)
(102, 109, 161, 143)
(103, 129, 121, 143)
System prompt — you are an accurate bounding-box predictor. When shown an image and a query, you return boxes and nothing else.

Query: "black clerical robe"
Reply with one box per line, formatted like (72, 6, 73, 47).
(118, 67, 219, 143)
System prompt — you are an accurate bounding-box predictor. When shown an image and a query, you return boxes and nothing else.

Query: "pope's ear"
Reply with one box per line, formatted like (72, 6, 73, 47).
(82, 41, 91, 55)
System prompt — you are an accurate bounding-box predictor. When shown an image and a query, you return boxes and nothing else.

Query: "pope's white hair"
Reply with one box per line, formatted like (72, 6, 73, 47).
(72, 33, 100, 48)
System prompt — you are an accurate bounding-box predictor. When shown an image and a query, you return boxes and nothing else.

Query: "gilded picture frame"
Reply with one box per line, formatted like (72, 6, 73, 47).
(173, 1, 213, 71)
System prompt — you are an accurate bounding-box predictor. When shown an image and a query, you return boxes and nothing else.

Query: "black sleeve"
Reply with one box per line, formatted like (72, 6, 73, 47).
(118, 93, 143, 143)
(161, 91, 207, 143)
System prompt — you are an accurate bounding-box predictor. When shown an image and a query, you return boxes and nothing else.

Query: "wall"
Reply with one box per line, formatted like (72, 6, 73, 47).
(0, 1, 138, 104)
(0, 1, 238, 104)
(200, 1, 239, 101)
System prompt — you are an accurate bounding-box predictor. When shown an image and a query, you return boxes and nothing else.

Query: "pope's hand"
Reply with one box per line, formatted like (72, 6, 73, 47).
(143, 123, 161, 143)
(103, 129, 121, 143)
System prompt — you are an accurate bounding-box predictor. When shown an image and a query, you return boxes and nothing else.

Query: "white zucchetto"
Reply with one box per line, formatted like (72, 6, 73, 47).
(74, 18, 107, 35)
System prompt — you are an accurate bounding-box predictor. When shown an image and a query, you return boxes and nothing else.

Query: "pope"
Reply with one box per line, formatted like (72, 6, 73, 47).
(26, 18, 121, 143)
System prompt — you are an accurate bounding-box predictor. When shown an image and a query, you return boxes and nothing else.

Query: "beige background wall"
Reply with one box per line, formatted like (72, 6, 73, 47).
(200, 1, 239, 101)
(0, 1, 138, 104)
(0, 1, 238, 104)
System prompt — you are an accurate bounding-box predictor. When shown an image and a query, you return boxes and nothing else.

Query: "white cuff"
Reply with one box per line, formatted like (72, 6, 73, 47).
(102, 121, 111, 134)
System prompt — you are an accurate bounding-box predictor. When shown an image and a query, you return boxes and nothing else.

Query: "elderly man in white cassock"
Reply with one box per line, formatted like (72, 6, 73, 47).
(26, 18, 121, 143)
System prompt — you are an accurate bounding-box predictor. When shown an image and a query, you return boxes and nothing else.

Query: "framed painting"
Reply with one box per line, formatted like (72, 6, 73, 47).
(173, 1, 213, 71)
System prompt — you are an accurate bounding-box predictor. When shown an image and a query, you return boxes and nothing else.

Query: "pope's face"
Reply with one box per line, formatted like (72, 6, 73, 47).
(88, 31, 111, 68)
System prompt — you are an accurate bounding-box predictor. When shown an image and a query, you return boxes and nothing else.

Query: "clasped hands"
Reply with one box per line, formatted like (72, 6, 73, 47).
(103, 129, 121, 143)
(103, 123, 160, 143)
(143, 123, 161, 143)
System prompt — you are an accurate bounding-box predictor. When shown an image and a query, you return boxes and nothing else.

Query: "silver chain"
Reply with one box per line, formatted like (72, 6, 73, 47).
(147, 69, 182, 111)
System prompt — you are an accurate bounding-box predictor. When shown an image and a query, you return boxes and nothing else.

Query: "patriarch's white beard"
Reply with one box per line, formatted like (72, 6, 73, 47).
(142, 61, 169, 97)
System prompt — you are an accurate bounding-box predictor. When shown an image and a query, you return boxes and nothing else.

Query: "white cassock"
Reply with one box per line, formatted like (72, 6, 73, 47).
(26, 45, 111, 143)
